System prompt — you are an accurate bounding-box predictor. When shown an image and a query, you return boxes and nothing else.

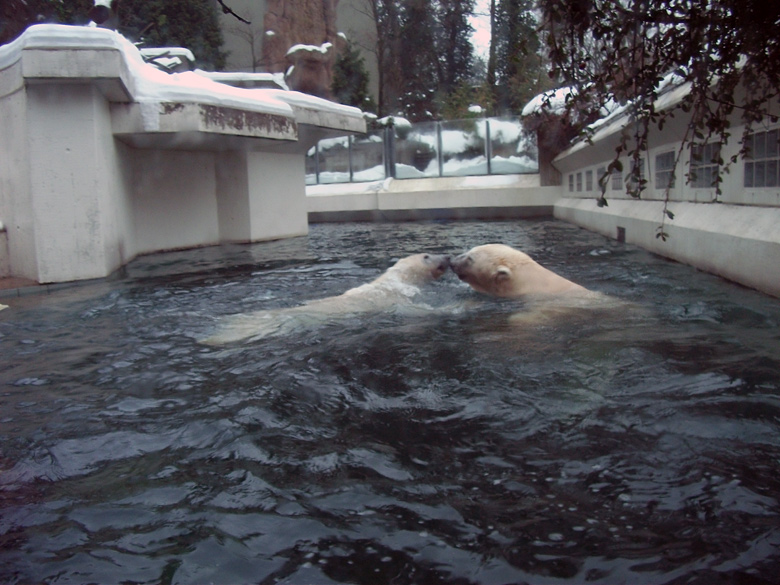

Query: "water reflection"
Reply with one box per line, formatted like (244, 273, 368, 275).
(1, 220, 779, 584)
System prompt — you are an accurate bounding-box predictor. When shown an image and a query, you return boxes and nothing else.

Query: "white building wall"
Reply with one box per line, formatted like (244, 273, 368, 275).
(557, 112, 780, 208)
(553, 104, 780, 298)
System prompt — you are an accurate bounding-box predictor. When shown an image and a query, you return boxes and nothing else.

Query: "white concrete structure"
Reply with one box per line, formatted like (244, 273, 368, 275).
(308, 175, 557, 221)
(0, 25, 364, 284)
(552, 83, 780, 298)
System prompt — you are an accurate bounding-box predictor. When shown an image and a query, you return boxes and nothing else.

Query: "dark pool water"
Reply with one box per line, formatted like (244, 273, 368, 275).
(1, 220, 779, 584)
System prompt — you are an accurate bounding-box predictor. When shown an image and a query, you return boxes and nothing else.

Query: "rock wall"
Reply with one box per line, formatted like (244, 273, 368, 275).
(262, 0, 343, 98)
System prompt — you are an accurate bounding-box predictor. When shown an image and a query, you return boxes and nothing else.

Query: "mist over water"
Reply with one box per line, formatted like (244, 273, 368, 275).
(1, 220, 779, 584)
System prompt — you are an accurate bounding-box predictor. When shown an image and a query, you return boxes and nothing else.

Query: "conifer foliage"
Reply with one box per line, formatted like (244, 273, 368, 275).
(118, 0, 226, 71)
(332, 40, 377, 113)
(1, 0, 226, 71)
(370, 0, 476, 121)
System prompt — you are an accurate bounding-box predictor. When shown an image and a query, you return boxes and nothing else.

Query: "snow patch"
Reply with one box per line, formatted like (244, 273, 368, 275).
(286, 42, 333, 57)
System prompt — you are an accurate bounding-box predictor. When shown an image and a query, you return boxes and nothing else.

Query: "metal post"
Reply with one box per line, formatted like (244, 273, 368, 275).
(485, 119, 492, 175)
(436, 121, 444, 177)
(348, 135, 354, 182)
(385, 125, 396, 179)
(315, 143, 320, 184)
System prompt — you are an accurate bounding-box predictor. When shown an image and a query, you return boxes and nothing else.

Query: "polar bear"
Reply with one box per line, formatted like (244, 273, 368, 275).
(201, 253, 450, 345)
(450, 243, 618, 326)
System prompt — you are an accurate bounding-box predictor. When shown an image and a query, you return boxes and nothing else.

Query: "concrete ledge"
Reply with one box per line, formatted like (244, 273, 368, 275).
(112, 102, 298, 149)
(307, 175, 558, 222)
(554, 197, 780, 298)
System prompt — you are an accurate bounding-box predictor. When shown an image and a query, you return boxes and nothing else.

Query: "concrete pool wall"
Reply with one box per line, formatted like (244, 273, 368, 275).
(0, 25, 364, 285)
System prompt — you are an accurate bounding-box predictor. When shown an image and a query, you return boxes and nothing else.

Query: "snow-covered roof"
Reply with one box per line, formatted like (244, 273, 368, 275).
(556, 72, 691, 160)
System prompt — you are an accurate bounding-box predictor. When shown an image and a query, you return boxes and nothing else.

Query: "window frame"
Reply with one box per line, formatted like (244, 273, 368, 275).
(691, 142, 721, 189)
(655, 150, 676, 190)
(744, 128, 779, 188)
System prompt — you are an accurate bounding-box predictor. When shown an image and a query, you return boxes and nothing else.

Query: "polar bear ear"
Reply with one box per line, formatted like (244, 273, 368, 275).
(495, 265, 511, 281)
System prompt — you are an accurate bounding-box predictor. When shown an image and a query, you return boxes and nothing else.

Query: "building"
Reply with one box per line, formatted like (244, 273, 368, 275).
(552, 82, 780, 298)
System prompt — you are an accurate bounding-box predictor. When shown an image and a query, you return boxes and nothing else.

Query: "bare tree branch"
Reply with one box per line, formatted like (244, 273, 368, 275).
(216, 0, 250, 25)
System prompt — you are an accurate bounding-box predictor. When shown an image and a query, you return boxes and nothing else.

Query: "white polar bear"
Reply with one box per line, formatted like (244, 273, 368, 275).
(201, 253, 450, 345)
(450, 243, 620, 326)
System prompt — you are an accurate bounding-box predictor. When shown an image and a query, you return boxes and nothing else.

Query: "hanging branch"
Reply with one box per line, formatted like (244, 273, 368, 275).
(216, 0, 250, 25)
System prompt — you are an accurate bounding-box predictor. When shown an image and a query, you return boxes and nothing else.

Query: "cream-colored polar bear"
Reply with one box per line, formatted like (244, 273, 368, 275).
(201, 253, 450, 345)
(451, 243, 617, 325)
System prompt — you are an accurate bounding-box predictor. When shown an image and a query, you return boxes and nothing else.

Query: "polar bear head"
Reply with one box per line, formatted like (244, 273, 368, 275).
(384, 253, 451, 286)
(450, 244, 586, 297)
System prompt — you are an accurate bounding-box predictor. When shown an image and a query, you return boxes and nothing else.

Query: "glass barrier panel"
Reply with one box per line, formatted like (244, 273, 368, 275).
(305, 144, 319, 185)
(350, 132, 386, 182)
(440, 119, 488, 177)
(487, 117, 538, 174)
(309, 136, 351, 184)
(394, 121, 439, 179)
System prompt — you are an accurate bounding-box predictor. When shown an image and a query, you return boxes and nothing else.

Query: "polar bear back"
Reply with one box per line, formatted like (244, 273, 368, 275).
(201, 252, 449, 345)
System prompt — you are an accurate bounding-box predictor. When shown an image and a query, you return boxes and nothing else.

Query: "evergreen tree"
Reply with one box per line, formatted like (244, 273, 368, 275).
(370, 0, 477, 120)
(1, 0, 226, 71)
(370, 0, 405, 116)
(1, 0, 93, 44)
(492, 0, 551, 114)
(440, 81, 495, 119)
(118, 0, 226, 70)
(437, 0, 475, 95)
(332, 40, 377, 113)
(398, 0, 441, 121)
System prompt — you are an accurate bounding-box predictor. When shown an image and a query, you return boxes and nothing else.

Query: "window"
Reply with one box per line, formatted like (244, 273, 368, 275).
(568, 174, 574, 192)
(585, 169, 593, 191)
(655, 151, 676, 189)
(744, 129, 779, 187)
(691, 143, 721, 188)
(611, 168, 623, 190)
(576, 172, 583, 192)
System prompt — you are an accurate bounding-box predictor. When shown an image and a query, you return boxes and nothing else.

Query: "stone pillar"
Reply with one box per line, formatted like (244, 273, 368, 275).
(216, 150, 308, 243)
(24, 83, 123, 282)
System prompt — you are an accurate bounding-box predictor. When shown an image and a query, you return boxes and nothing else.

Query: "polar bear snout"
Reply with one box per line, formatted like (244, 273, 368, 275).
(423, 253, 451, 278)
(450, 252, 473, 281)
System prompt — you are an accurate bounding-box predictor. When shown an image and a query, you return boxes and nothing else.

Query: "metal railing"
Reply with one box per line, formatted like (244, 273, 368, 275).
(306, 116, 538, 185)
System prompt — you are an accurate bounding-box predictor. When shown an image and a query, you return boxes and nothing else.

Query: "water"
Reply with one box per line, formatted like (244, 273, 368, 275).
(1, 220, 779, 584)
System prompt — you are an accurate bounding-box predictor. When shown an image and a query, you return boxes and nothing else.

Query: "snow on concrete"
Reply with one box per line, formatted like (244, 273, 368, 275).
(0, 24, 363, 123)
